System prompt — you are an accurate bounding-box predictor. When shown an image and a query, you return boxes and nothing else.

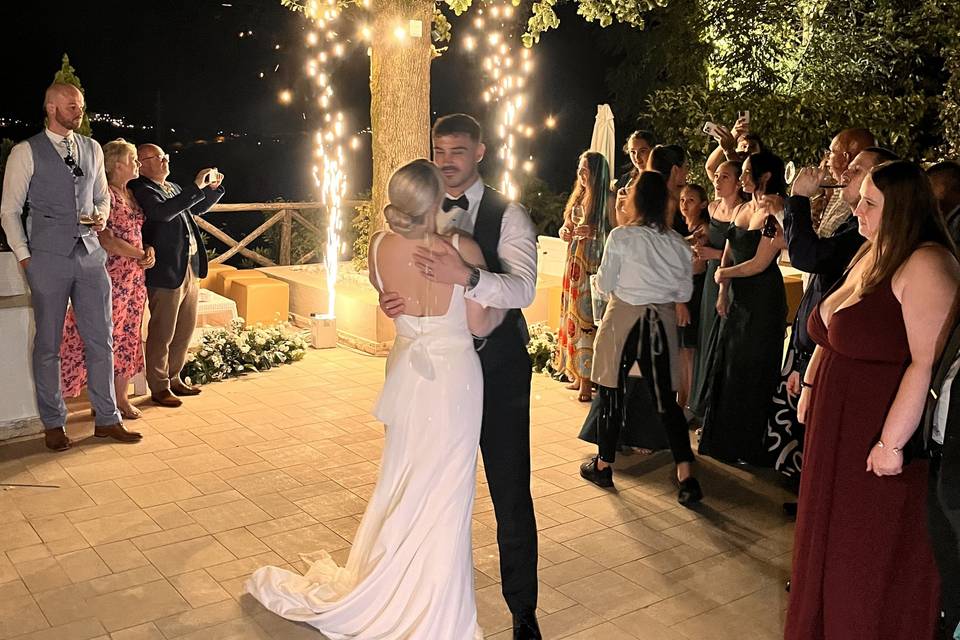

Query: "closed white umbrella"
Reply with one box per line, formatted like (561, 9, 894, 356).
(589, 104, 616, 181)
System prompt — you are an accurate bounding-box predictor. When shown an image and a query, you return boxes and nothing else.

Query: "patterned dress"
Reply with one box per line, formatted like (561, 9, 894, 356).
(555, 219, 602, 381)
(60, 186, 147, 396)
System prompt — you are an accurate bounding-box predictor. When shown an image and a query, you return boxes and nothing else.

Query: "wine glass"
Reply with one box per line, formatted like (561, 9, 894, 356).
(571, 204, 585, 227)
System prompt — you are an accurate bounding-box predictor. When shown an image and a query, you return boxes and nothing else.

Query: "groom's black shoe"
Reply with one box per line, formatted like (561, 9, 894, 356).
(513, 609, 542, 640)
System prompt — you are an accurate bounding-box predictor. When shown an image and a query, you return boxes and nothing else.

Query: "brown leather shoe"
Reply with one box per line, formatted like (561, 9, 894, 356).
(44, 428, 71, 452)
(151, 390, 183, 407)
(170, 380, 201, 396)
(94, 422, 143, 442)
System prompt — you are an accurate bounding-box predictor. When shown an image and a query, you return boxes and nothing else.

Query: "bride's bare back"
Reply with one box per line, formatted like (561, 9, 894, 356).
(371, 232, 456, 318)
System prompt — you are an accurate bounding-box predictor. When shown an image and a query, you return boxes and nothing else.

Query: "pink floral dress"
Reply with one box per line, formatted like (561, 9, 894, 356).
(60, 186, 147, 396)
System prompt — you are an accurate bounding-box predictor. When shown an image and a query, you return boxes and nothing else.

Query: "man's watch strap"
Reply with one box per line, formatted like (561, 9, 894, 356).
(467, 266, 481, 290)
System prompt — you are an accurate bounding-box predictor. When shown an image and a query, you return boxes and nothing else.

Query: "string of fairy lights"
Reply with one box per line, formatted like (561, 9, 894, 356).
(461, 2, 541, 200)
(275, 0, 556, 311)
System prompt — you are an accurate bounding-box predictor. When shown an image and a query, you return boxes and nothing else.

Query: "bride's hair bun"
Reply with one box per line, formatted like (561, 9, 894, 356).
(383, 203, 416, 234)
(384, 159, 444, 238)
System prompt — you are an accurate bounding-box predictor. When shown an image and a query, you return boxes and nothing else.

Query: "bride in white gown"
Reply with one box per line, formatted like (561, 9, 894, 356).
(246, 159, 505, 639)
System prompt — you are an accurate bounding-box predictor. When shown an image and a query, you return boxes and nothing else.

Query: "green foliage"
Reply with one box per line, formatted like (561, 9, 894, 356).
(615, 0, 960, 181)
(182, 319, 309, 385)
(598, 0, 708, 127)
(351, 200, 372, 271)
(942, 45, 960, 158)
(262, 207, 324, 265)
(527, 321, 560, 375)
(280, 0, 661, 48)
(519, 174, 567, 237)
(52, 54, 91, 137)
(641, 86, 928, 191)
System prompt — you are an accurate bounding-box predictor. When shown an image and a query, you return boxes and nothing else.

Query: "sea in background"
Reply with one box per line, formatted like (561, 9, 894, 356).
(0, 121, 365, 267)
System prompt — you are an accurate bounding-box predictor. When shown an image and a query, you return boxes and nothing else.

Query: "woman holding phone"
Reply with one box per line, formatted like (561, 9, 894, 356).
(698, 150, 788, 466)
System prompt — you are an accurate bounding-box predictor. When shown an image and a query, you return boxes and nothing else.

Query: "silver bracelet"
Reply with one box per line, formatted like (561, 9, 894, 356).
(876, 440, 902, 455)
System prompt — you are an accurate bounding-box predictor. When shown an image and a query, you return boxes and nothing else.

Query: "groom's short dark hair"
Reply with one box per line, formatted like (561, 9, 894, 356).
(433, 114, 483, 143)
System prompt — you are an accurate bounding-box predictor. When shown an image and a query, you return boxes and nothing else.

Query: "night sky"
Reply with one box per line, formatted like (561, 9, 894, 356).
(2, 0, 626, 202)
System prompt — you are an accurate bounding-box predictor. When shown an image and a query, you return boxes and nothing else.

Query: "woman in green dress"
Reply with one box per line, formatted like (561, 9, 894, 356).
(688, 160, 746, 419)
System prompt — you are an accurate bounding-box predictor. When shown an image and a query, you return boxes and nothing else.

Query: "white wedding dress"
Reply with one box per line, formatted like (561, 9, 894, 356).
(246, 234, 484, 639)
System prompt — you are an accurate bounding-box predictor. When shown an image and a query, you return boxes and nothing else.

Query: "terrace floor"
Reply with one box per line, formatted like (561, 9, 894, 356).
(0, 346, 794, 640)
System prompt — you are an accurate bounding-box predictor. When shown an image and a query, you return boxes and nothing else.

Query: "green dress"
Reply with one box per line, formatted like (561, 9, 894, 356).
(698, 225, 787, 465)
(688, 217, 732, 417)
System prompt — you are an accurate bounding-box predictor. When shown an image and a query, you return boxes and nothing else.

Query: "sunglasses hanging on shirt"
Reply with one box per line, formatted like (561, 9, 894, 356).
(63, 152, 84, 178)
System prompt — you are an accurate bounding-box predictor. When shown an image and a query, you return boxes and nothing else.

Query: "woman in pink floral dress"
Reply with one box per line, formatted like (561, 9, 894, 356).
(60, 139, 155, 419)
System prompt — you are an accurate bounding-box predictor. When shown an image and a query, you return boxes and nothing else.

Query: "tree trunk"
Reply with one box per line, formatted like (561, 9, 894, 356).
(369, 0, 435, 234)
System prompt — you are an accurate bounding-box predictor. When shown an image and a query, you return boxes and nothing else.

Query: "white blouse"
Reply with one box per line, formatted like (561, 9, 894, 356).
(594, 224, 693, 306)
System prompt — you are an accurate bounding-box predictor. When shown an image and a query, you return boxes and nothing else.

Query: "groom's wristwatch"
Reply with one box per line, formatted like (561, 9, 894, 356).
(466, 267, 481, 290)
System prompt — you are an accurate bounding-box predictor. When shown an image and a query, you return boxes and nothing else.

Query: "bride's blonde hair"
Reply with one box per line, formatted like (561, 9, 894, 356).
(383, 159, 444, 238)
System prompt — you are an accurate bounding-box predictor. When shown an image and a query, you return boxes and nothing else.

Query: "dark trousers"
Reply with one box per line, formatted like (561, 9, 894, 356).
(597, 316, 694, 466)
(478, 342, 538, 615)
(929, 453, 960, 638)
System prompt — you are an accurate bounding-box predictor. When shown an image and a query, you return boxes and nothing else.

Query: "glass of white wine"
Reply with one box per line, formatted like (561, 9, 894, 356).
(571, 204, 585, 227)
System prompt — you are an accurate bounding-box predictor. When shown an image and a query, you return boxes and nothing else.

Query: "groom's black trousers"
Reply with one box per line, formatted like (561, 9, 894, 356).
(478, 330, 539, 615)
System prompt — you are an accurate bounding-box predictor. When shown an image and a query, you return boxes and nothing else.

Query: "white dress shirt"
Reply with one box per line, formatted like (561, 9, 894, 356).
(0, 129, 110, 261)
(436, 177, 538, 310)
(595, 224, 693, 305)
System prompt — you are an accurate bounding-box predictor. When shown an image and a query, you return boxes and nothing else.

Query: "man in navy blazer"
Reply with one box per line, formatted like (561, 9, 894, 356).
(130, 144, 223, 407)
(924, 315, 960, 639)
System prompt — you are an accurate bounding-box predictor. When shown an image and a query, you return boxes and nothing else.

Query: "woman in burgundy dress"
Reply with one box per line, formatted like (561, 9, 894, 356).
(787, 161, 960, 639)
(60, 139, 155, 419)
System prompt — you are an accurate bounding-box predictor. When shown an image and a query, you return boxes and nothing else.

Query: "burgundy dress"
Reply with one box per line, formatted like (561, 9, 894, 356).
(785, 278, 940, 639)
(60, 186, 147, 396)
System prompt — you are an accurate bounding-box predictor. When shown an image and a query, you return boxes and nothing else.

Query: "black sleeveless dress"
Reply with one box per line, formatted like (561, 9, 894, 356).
(698, 225, 786, 465)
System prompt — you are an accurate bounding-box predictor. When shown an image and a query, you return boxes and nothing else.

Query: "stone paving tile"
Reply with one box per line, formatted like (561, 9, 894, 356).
(0, 347, 797, 638)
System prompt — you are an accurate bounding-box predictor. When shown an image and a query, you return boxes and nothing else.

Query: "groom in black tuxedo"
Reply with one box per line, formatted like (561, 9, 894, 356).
(379, 114, 541, 639)
(923, 315, 960, 639)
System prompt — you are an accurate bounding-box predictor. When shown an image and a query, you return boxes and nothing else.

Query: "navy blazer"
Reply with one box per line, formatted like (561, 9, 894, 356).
(923, 317, 960, 507)
(131, 177, 224, 289)
(783, 195, 865, 362)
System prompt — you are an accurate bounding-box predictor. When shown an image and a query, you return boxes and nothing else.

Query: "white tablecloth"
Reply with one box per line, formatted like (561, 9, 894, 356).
(196, 288, 238, 328)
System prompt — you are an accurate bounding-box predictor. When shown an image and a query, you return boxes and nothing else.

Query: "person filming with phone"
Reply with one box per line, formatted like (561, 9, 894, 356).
(131, 144, 224, 408)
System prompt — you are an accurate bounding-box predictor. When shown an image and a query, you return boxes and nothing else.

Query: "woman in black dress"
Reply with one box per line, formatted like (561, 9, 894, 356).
(677, 184, 710, 416)
(698, 151, 788, 466)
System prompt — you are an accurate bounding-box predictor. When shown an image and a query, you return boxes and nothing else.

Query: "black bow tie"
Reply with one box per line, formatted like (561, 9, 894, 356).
(442, 195, 469, 212)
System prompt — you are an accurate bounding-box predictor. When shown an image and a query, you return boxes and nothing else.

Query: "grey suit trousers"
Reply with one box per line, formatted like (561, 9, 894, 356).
(25, 243, 121, 429)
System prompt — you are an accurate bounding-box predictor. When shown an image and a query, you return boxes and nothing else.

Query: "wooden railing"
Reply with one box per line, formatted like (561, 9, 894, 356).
(199, 200, 368, 267)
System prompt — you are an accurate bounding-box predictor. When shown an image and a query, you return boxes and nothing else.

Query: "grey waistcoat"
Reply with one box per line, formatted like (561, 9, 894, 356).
(26, 132, 101, 256)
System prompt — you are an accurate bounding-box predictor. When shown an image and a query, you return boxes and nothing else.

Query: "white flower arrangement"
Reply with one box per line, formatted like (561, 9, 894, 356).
(526, 321, 560, 376)
(182, 319, 310, 385)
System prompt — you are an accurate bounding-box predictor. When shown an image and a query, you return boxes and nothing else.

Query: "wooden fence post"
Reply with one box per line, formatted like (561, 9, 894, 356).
(280, 209, 293, 266)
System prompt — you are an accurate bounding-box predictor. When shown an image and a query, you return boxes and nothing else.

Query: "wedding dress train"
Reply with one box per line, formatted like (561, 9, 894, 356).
(246, 234, 484, 639)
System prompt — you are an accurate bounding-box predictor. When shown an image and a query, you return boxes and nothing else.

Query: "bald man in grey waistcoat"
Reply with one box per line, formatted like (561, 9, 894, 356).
(0, 83, 142, 450)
